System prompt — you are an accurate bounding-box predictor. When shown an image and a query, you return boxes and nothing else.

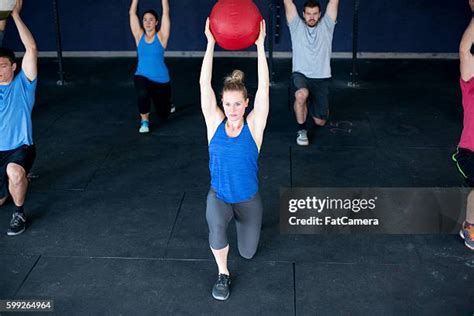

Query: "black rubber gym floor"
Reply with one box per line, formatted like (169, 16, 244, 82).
(1, 58, 473, 315)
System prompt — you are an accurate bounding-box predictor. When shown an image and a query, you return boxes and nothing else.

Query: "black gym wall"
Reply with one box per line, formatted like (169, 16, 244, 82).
(1, 0, 470, 55)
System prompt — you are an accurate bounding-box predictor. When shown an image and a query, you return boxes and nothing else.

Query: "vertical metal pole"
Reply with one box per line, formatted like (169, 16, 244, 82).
(274, 0, 281, 45)
(52, 0, 65, 86)
(348, 0, 359, 87)
(268, 0, 275, 84)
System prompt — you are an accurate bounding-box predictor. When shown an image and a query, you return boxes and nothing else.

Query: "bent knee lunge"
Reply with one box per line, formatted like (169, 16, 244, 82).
(294, 88, 309, 105)
(208, 229, 230, 251)
(313, 117, 327, 126)
(236, 225, 261, 259)
(6, 164, 27, 185)
(234, 194, 263, 260)
(238, 245, 258, 260)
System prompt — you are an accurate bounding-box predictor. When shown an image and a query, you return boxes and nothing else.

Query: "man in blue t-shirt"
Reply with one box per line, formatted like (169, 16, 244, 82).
(284, 0, 339, 146)
(0, 0, 38, 236)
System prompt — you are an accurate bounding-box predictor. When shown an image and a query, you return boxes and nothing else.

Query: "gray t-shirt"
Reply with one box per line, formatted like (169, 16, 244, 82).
(288, 14, 336, 79)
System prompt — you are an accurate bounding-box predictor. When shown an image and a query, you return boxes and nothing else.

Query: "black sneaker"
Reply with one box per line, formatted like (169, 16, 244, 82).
(212, 274, 231, 301)
(7, 212, 27, 236)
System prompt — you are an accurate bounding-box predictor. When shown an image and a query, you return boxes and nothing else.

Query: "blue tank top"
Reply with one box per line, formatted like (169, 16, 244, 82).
(209, 120, 259, 203)
(135, 34, 170, 83)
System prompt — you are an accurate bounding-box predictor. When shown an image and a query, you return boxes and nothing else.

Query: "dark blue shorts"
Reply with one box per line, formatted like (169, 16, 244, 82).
(0, 145, 36, 198)
(291, 72, 330, 120)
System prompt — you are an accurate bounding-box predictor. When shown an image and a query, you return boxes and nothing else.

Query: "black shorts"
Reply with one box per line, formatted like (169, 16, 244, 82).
(291, 72, 330, 120)
(452, 147, 474, 187)
(0, 145, 36, 199)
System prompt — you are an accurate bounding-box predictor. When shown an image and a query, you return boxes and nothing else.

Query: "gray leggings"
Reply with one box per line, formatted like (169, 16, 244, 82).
(206, 188, 263, 259)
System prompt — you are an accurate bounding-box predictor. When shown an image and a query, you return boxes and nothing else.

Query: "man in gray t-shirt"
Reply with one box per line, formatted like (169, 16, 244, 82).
(284, 0, 339, 146)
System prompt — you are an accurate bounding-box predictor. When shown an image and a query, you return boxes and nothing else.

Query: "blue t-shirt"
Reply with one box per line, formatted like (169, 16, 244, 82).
(0, 70, 37, 151)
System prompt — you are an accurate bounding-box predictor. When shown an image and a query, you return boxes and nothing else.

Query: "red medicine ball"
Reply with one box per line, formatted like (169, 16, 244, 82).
(209, 0, 262, 51)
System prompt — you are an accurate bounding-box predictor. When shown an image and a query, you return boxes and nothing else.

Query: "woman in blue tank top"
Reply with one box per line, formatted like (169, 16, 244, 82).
(200, 19, 270, 301)
(129, 0, 172, 133)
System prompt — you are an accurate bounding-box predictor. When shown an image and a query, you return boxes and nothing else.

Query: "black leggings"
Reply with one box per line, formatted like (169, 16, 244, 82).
(134, 75, 171, 120)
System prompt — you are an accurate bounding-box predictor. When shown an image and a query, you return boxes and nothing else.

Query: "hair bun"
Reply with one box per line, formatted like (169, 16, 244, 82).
(224, 69, 245, 85)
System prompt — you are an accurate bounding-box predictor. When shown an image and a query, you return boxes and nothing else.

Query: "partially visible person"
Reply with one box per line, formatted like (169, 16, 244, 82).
(0, 0, 38, 236)
(452, 0, 474, 250)
(0, 19, 7, 46)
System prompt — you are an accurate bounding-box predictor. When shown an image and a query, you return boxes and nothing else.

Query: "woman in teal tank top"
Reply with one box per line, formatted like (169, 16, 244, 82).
(129, 0, 172, 133)
(200, 18, 270, 300)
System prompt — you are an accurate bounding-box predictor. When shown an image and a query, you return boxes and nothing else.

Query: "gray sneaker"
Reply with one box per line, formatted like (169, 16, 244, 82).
(7, 212, 27, 236)
(296, 129, 309, 146)
(212, 274, 231, 301)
